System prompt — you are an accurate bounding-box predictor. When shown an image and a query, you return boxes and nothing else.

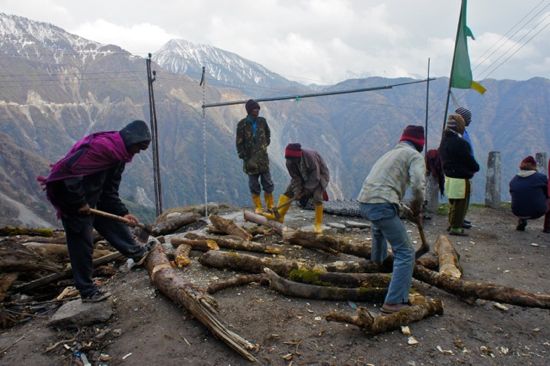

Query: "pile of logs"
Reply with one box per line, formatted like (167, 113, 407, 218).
(3, 205, 550, 364)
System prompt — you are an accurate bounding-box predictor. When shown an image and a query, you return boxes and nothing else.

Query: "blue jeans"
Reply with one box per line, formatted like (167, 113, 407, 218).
(360, 202, 414, 304)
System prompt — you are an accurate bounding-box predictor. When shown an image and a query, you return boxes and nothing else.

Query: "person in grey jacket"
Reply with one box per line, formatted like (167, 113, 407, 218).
(357, 125, 425, 314)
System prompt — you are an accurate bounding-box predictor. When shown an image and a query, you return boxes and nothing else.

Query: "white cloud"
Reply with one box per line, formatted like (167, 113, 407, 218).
(72, 19, 178, 55)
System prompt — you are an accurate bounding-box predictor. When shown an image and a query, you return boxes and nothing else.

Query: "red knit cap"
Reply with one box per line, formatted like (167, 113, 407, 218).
(520, 156, 537, 170)
(285, 143, 302, 158)
(399, 125, 425, 148)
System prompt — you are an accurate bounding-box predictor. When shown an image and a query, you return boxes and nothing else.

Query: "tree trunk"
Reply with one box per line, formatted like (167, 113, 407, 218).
(326, 293, 443, 335)
(171, 237, 220, 252)
(264, 268, 387, 302)
(434, 235, 462, 278)
(0, 240, 63, 273)
(23, 243, 114, 261)
(207, 274, 267, 294)
(210, 215, 253, 241)
(243, 210, 285, 236)
(153, 212, 201, 235)
(284, 230, 372, 257)
(0, 226, 54, 237)
(413, 265, 550, 309)
(144, 244, 257, 362)
(184, 233, 282, 254)
(174, 244, 192, 268)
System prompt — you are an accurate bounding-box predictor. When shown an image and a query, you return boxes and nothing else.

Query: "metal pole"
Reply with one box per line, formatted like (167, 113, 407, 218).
(201, 66, 208, 217)
(202, 78, 435, 109)
(146, 53, 163, 216)
(424, 57, 431, 157)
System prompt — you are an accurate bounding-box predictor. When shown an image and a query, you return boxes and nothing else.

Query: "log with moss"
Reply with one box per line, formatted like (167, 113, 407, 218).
(0, 226, 55, 237)
(434, 235, 462, 278)
(264, 268, 387, 302)
(209, 215, 253, 241)
(145, 243, 257, 362)
(185, 233, 282, 254)
(413, 265, 550, 309)
(326, 293, 443, 334)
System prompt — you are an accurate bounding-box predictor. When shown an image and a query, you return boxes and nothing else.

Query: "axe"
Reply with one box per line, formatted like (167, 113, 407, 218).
(90, 208, 152, 242)
(271, 197, 296, 220)
(401, 205, 430, 259)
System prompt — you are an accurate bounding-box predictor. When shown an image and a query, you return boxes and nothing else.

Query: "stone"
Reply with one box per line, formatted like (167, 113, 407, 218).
(327, 223, 346, 229)
(48, 299, 113, 328)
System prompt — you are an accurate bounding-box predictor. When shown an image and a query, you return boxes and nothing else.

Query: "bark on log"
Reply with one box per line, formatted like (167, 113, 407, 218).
(174, 244, 192, 268)
(289, 271, 393, 288)
(210, 215, 253, 241)
(284, 230, 372, 257)
(145, 244, 258, 362)
(199, 251, 387, 277)
(0, 240, 63, 273)
(434, 235, 462, 278)
(207, 274, 267, 294)
(415, 253, 439, 270)
(0, 273, 18, 301)
(14, 252, 124, 292)
(185, 233, 283, 254)
(413, 265, 550, 309)
(23, 243, 114, 261)
(326, 293, 443, 335)
(171, 237, 220, 252)
(264, 268, 387, 302)
(153, 212, 201, 235)
(243, 211, 285, 236)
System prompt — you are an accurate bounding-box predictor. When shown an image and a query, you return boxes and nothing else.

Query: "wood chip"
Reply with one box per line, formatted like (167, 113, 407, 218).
(407, 336, 419, 345)
(401, 326, 411, 336)
(493, 302, 509, 311)
(436, 345, 454, 355)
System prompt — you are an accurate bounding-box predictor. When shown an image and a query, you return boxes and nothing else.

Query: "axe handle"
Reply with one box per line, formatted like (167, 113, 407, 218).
(89, 208, 145, 230)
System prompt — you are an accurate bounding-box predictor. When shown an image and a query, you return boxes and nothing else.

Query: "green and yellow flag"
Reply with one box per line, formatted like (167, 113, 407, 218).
(450, 0, 486, 94)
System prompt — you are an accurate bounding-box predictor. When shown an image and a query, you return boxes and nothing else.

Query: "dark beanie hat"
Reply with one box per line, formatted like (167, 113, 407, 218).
(455, 107, 472, 126)
(399, 125, 425, 148)
(245, 99, 260, 114)
(285, 143, 302, 158)
(520, 156, 537, 170)
(119, 120, 151, 149)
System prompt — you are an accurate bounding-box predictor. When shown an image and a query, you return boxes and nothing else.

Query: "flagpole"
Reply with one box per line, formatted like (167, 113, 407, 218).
(442, 0, 465, 135)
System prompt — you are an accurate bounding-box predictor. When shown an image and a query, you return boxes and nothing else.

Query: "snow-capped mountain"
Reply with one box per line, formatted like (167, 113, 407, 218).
(153, 39, 304, 95)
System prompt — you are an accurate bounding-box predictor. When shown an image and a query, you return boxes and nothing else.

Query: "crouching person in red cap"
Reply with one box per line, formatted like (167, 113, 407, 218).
(509, 156, 548, 232)
(357, 125, 426, 314)
(266, 143, 329, 234)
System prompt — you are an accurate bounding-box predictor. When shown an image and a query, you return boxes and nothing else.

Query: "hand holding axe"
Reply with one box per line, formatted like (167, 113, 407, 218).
(271, 197, 296, 219)
(89, 208, 153, 242)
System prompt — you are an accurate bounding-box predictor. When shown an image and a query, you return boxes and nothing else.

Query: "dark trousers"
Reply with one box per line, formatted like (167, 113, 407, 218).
(248, 171, 274, 195)
(62, 215, 145, 297)
(448, 180, 471, 229)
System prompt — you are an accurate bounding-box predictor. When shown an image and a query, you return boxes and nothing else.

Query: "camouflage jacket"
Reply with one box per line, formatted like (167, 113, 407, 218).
(236, 116, 271, 175)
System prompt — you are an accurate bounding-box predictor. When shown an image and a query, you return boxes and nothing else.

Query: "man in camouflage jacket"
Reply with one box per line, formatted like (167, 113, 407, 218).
(236, 99, 274, 213)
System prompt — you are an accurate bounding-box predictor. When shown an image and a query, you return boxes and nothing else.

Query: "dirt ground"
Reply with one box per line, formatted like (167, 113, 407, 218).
(1, 205, 549, 366)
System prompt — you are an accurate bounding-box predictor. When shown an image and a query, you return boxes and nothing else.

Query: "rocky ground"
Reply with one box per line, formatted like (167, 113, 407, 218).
(1, 204, 549, 366)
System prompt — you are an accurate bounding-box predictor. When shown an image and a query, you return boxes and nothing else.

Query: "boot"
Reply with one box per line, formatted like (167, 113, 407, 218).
(252, 194, 263, 214)
(314, 203, 323, 234)
(264, 192, 274, 211)
(260, 194, 291, 222)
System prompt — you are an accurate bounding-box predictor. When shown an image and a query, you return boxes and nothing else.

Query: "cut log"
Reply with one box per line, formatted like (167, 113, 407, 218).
(210, 215, 253, 241)
(434, 235, 462, 279)
(145, 244, 258, 362)
(0, 239, 63, 273)
(0, 226, 54, 237)
(283, 230, 371, 257)
(264, 268, 387, 302)
(171, 237, 220, 252)
(207, 274, 267, 294)
(14, 252, 124, 292)
(184, 233, 282, 254)
(326, 293, 443, 334)
(0, 273, 18, 301)
(243, 210, 285, 236)
(153, 212, 201, 235)
(23, 243, 114, 261)
(289, 271, 393, 288)
(199, 251, 386, 277)
(413, 265, 550, 309)
(415, 253, 439, 270)
(174, 244, 192, 268)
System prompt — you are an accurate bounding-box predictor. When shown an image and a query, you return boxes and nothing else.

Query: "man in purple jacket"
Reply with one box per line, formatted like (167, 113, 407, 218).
(39, 120, 152, 302)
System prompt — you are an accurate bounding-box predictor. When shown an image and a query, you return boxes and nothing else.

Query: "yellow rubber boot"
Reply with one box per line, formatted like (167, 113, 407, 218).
(264, 192, 274, 211)
(252, 194, 263, 214)
(314, 203, 323, 234)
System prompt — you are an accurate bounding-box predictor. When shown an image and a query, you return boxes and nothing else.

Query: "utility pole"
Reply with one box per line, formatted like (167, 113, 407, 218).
(146, 53, 163, 216)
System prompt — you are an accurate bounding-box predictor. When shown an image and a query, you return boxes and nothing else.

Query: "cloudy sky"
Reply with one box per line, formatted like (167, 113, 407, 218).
(2, 0, 549, 84)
